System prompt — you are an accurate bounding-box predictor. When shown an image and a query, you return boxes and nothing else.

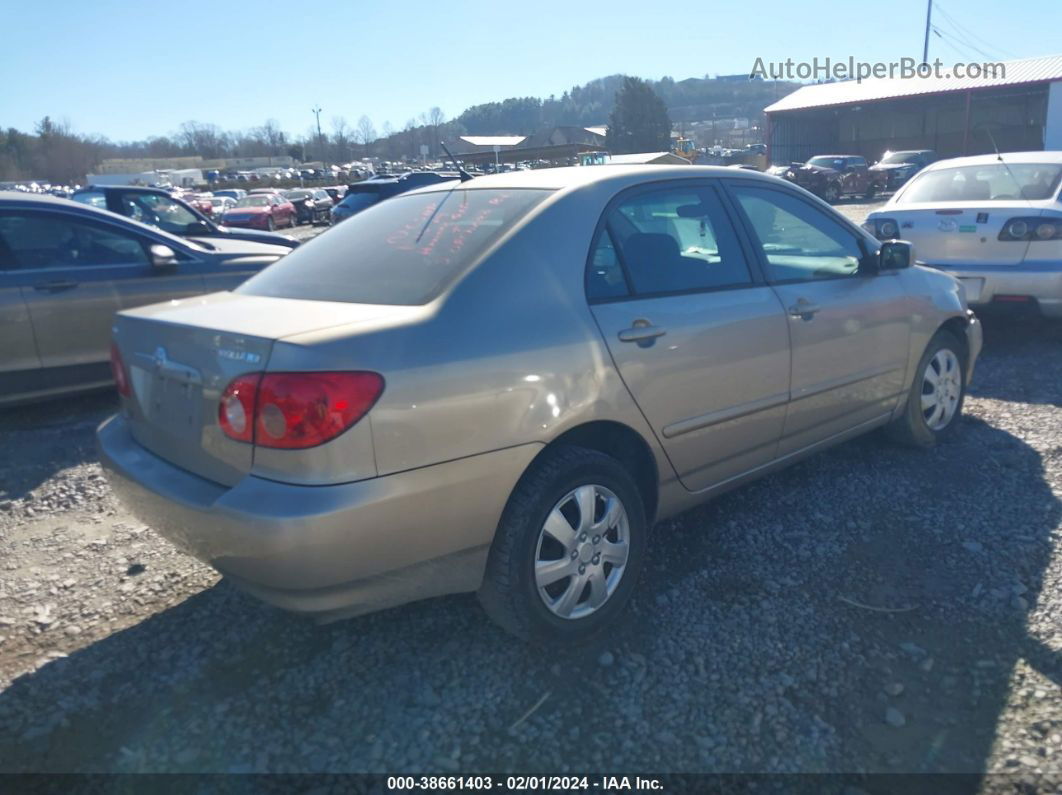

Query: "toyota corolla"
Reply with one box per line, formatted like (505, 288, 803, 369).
(98, 166, 981, 642)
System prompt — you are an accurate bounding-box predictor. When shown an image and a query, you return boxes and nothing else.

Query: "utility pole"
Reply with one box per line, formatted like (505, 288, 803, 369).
(922, 0, 932, 66)
(311, 105, 324, 166)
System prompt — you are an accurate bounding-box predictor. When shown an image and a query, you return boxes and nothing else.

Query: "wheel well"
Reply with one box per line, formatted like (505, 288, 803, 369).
(938, 316, 969, 360)
(539, 422, 660, 523)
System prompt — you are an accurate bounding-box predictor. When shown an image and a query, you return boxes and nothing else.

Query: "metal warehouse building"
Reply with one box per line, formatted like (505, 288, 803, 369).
(765, 54, 1062, 165)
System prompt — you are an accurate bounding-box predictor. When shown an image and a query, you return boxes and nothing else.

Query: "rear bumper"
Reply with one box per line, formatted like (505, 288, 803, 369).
(97, 414, 540, 620)
(924, 262, 1062, 317)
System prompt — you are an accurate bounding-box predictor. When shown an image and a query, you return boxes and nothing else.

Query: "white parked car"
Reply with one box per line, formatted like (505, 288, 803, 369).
(208, 195, 236, 216)
(864, 151, 1062, 317)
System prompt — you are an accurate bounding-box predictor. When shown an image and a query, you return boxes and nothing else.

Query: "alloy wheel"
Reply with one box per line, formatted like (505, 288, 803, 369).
(534, 484, 630, 620)
(921, 348, 962, 431)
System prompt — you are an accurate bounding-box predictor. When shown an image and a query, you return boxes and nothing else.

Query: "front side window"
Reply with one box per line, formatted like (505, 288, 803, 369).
(240, 188, 552, 305)
(592, 185, 751, 299)
(730, 185, 863, 283)
(0, 212, 149, 269)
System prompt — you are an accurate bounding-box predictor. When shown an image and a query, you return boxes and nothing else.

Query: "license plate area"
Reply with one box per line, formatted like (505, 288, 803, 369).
(958, 277, 985, 303)
(131, 364, 203, 431)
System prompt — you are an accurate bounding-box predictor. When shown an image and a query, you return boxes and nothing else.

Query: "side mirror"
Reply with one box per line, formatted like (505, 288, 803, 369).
(149, 244, 178, 269)
(879, 239, 912, 271)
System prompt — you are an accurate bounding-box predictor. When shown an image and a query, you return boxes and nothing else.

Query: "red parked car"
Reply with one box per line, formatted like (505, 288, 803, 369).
(220, 193, 297, 231)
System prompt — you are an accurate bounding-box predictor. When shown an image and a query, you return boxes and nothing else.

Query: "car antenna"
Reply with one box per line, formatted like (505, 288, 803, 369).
(980, 124, 1031, 206)
(440, 142, 473, 182)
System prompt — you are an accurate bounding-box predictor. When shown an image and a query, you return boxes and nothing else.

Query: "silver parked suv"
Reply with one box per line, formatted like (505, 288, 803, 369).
(97, 166, 982, 642)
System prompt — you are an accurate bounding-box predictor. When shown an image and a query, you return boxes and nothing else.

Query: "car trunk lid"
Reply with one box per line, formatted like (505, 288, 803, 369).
(113, 292, 409, 487)
(881, 203, 1039, 266)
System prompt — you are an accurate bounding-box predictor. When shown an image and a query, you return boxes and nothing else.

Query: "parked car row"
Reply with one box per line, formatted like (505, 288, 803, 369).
(206, 164, 373, 184)
(767, 150, 938, 202)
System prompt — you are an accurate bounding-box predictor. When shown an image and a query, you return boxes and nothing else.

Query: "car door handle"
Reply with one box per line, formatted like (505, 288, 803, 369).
(33, 280, 79, 293)
(618, 324, 667, 343)
(788, 300, 821, 320)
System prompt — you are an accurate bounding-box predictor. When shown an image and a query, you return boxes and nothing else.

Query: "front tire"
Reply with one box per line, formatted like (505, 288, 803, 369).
(266, 216, 275, 231)
(887, 330, 966, 447)
(478, 446, 647, 643)
(822, 183, 840, 202)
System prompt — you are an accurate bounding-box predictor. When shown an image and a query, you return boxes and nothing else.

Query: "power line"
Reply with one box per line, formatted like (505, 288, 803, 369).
(934, 4, 1014, 59)
(931, 24, 996, 63)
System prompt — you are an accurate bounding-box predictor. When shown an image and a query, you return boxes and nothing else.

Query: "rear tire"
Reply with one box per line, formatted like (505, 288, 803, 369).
(266, 216, 275, 231)
(478, 446, 647, 643)
(887, 330, 966, 447)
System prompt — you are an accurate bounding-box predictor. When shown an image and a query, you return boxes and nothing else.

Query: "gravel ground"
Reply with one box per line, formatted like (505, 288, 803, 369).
(2, 197, 1061, 784)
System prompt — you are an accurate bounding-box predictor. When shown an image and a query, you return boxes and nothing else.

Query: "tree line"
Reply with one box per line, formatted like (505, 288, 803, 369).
(3, 73, 795, 184)
(0, 108, 458, 184)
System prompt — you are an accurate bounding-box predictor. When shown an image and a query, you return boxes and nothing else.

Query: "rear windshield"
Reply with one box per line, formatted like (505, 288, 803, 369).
(339, 193, 382, 214)
(807, 157, 845, 170)
(899, 163, 1062, 203)
(239, 188, 552, 305)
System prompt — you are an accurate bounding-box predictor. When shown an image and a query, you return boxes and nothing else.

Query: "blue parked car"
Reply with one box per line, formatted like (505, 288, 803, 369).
(331, 172, 459, 224)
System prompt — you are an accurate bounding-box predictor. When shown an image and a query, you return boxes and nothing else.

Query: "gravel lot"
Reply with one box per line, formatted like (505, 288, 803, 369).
(2, 197, 1061, 784)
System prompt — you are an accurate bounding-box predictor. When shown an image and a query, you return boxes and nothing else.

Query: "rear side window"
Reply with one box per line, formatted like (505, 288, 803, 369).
(239, 188, 552, 305)
(588, 185, 751, 300)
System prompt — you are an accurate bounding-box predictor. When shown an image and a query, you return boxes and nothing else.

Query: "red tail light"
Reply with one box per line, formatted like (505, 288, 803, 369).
(218, 372, 384, 449)
(110, 343, 130, 397)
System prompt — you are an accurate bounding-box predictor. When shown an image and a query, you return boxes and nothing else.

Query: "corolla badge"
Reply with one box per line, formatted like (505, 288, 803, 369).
(938, 219, 958, 232)
(217, 349, 262, 364)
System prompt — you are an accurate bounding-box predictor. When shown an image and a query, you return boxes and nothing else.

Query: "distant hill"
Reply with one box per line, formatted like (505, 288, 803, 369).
(455, 74, 801, 135)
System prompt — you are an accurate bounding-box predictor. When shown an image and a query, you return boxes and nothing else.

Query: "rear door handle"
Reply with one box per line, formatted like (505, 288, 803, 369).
(788, 300, 821, 320)
(618, 324, 667, 343)
(34, 280, 79, 293)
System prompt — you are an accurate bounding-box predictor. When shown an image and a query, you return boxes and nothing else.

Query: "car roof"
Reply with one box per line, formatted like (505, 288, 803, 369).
(922, 151, 1062, 171)
(78, 184, 171, 195)
(810, 154, 861, 158)
(409, 164, 783, 195)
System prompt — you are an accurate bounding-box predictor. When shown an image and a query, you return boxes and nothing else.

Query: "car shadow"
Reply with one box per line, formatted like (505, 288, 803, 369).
(966, 314, 1062, 406)
(635, 411, 1061, 778)
(0, 390, 117, 503)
